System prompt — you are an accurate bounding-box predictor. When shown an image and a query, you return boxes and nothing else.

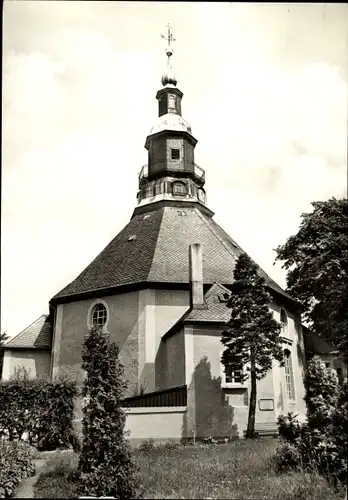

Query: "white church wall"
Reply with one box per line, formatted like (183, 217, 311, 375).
(183, 316, 307, 439)
(154, 289, 190, 350)
(270, 303, 307, 422)
(124, 406, 187, 445)
(139, 288, 190, 393)
(2, 349, 51, 380)
(55, 291, 141, 399)
(164, 328, 185, 389)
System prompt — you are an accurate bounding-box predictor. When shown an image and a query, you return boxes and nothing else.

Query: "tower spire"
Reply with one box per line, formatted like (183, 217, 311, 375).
(161, 22, 177, 87)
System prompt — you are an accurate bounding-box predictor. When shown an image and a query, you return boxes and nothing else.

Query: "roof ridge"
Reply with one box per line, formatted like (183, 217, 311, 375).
(145, 207, 166, 280)
(204, 282, 230, 299)
(6, 314, 48, 347)
(207, 282, 231, 294)
(194, 209, 239, 263)
(200, 211, 289, 298)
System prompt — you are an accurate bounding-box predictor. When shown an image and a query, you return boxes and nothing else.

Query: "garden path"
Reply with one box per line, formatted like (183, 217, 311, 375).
(14, 459, 47, 498)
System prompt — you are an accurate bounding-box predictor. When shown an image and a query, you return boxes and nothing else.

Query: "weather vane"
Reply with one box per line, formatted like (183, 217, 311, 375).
(161, 22, 176, 48)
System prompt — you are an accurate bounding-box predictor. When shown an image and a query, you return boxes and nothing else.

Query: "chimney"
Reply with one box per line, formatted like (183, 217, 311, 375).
(189, 243, 205, 309)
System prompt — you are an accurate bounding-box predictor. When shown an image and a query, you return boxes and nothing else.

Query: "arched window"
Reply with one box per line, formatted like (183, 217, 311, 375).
(91, 303, 108, 328)
(172, 181, 188, 196)
(280, 309, 287, 327)
(284, 349, 295, 400)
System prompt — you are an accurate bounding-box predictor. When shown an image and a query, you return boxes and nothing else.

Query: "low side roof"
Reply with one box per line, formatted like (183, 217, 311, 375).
(183, 283, 231, 323)
(5, 315, 52, 349)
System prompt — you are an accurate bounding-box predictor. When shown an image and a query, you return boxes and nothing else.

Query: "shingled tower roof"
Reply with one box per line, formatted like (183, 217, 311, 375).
(51, 24, 296, 309)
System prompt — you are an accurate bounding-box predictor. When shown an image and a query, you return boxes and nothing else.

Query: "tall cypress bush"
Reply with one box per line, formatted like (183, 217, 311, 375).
(221, 253, 283, 438)
(78, 326, 138, 499)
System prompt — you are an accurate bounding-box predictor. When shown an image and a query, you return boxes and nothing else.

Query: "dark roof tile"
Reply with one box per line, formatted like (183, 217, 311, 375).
(6, 315, 52, 349)
(52, 205, 293, 304)
(53, 208, 164, 299)
(184, 283, 231, 323)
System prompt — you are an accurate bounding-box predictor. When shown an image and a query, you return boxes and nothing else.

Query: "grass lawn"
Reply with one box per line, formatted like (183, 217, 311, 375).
(33, 438, 346, 499)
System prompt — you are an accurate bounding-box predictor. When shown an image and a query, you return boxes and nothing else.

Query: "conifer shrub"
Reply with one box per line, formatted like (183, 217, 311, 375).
(276, 357, 347, 486)
(303, 357, 339, 432)
(77, 326, 139, 499)
(0, 440, 35, 497)
(221, 252, 283, 438)
(274, 441, 302, 472)
(277, 413, 301, 445)
(331, 378, 347, 459)
(0, 368, 78, 451)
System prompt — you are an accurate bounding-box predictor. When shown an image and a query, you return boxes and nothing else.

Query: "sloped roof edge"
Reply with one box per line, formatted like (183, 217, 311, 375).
(5, 314, 52, 349)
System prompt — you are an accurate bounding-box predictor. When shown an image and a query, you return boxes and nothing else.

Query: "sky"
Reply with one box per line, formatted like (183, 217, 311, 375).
(2, 1, 347, 338)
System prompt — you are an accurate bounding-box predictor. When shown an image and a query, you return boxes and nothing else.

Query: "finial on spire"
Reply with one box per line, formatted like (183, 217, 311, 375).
(161, 22, 176, 50)
(160, 22, 177, 87)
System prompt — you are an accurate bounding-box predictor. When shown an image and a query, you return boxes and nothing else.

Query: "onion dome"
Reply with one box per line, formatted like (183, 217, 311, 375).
(161, 47, 177, 87)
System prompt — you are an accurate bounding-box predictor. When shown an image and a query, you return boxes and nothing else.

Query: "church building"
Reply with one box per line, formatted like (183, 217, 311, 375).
(3, 27, 314, 442)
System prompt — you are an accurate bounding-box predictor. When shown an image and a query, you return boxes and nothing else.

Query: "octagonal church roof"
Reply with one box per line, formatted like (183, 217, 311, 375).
(51, 205, 295, 306)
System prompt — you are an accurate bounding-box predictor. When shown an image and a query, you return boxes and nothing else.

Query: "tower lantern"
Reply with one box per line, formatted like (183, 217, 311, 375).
(137, 23, 207, 210)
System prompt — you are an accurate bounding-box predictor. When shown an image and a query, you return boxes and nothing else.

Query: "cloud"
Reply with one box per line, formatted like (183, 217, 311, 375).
(2, 2, 347, 337)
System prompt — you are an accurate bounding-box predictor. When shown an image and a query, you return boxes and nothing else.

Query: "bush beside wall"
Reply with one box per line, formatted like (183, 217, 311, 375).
(0, 440, 35, 498)
(276, 357, 347, 487)
(0, 369, 78, 451)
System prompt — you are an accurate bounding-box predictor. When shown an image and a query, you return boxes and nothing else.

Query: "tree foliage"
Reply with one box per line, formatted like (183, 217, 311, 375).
(276, 357, 347, 486)
(275, 197, 348, 360)
(221, 253, 283, 438)
(303, 356, 339, 431)
(0, 440, 35, 498)
(331, 378, 348, 468)
(0, 367, 78, 450)
(78, 326, 138, 499)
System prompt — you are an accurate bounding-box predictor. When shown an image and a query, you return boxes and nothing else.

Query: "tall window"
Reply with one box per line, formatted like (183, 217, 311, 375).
(92, 303, 108, 328)
(225, 365, 243, 384)
(284, 349, 295, 400)
(168, 94, 176, 111)
(280, 309, 288, 331)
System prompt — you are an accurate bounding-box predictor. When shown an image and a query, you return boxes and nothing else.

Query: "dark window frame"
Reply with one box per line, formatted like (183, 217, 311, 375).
(171, 148, 180, 160)
(92, 303, 108, 328)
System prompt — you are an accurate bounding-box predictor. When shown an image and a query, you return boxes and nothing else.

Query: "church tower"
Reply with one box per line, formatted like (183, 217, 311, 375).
(136, 24, 207, 213)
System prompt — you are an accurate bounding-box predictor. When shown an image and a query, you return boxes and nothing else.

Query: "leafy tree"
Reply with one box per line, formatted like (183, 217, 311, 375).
(78, 326, 138, 499)
(0, 331, 9, 380)
(303, 356, 339, 432)
(221, 253, 283, 438)
(276, 357, 347, 485)
(275, 197, 348, 360)
(0, 367, 77, 450)
(331, 378, 348, 469)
